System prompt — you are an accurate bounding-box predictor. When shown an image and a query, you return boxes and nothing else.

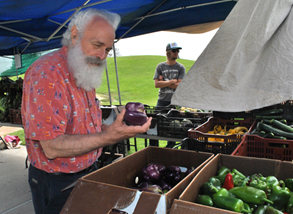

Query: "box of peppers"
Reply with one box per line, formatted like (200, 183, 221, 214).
(170, 154, 293, 214)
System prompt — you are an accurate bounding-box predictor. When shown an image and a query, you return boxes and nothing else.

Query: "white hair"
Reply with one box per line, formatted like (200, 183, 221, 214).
(67, 41, 106, 91)
(62, 8, 121, 46)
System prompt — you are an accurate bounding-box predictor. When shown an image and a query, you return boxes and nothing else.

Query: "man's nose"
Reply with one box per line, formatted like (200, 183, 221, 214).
(96, 49, 107, 60)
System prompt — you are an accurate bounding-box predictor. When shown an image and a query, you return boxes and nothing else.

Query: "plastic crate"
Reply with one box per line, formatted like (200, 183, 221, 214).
(251, 100, 293, 121)
(182, 138, 240, 155)
(232, 134, 293, 161)
(213, 111, 253, 119)
(157, 114, 210, 138)
(188, 117, 256, 144)
(143, 105, 173, 117)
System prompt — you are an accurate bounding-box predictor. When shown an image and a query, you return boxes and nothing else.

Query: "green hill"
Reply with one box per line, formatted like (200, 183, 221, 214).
(1, 55, 195, 106)
(97, 55, 195, 106)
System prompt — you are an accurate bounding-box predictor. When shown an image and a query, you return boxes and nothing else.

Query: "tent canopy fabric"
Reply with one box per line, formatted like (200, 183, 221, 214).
(172, 0, 293, 112)
(0, 0, 237, 56)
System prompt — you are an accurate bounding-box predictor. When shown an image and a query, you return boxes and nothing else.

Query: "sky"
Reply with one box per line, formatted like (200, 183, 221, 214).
(114, 29, 218, 61)
(0, 29, 218, 72)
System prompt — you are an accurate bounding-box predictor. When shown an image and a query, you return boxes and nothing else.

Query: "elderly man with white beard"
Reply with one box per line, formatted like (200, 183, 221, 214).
(21, 8, 152, 214)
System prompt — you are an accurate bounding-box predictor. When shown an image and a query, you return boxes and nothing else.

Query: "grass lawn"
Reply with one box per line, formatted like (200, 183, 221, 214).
(4, 55, 195, 155)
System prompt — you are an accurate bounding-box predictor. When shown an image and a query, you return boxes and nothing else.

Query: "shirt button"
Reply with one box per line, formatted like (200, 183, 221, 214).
(94, 124, 97, 127)
(89, 104, 92, 108)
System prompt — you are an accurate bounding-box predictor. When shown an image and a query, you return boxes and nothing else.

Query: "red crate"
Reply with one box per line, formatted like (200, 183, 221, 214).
(188, 117, 256, 143)
(232, 134, 293, 161)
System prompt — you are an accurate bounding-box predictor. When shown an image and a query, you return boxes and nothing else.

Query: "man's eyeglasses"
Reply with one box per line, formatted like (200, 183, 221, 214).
(171, 49, 180, 53)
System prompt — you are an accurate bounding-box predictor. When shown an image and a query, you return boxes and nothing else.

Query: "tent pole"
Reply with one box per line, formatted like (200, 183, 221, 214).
(105, 63, 112, 106)
(113, 43, 121, 105)
(134, 0, 235, 20)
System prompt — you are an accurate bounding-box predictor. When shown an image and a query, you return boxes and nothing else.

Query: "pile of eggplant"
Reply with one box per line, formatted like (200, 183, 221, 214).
(132, 163, 194, 194)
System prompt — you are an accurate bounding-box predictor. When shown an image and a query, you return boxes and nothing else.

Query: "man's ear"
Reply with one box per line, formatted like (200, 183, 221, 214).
(71, 25, 79, 45)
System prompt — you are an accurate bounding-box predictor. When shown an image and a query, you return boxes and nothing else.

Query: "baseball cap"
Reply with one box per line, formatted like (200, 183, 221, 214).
(166, 42, 182, 51)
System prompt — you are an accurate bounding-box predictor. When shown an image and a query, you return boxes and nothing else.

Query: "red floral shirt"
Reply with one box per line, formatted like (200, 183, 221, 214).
(22, 46, 102, 173)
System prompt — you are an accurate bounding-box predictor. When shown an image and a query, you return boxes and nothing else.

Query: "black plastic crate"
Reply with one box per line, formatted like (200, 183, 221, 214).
(143, 105, 173, 117)
(213, 111, 253, 119)
(157, 114, 210, 138)
(182, 138, 240, 155)
(251, 100, 293, 121)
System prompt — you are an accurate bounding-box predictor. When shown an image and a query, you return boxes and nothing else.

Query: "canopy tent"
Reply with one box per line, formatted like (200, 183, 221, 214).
(0, 0, 237, 57)
(0, 0, 237, 105)
(172, 0, 293, 112)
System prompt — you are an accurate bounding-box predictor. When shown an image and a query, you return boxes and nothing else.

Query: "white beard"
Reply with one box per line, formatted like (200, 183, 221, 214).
(67, 42, 106, 91)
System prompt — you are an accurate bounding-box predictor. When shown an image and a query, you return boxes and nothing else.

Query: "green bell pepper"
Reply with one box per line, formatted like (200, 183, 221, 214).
(201, 177, 221, 196)
(213, 188, 230, 198)
(286, 191, 293, 214)
(264, 206, 283, 214)
(254, 205, 267, 214)
(285, 178, 293, 192)
(229, 186, 273, 205)
(266, 176, 279, 191)
(196, 195, 213, 207)
(213, 196, 251, 213)
(268, 180, 291, 210)
(233, 174, 245, 186)
(217, 166, 231, 175)
(215, 166, 231, 184)
(232, 168, 246, 180)
(249, 177, 268, 192)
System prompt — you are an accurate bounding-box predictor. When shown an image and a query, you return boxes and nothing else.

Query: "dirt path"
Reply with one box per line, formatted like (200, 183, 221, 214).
(96, 93, 117, 103)
(0, 123, 23, 136)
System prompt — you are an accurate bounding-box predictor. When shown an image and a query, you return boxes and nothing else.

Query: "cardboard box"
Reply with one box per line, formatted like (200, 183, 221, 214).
(169, 199, 235, 214)
(175, 154, 293, 214)
(61, 147, 214, 214)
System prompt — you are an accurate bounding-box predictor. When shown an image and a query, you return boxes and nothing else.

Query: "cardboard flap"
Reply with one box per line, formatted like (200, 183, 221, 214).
(133, 192, 161, 214)
(61, 180, 137, 214)
(170, 199, 236, 214)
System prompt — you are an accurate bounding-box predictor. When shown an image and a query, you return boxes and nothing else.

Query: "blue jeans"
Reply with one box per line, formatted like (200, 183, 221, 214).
(29, 164, 97, 214)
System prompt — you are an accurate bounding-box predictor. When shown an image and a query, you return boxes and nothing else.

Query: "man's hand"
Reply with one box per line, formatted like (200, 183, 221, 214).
(104, 109, 152, 144)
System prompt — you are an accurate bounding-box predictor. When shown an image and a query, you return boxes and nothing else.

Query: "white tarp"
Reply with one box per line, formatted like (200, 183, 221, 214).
(172, 0, 293, 112)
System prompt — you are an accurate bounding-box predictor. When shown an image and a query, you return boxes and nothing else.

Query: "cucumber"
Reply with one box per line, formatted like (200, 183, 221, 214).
(279, 119, 287, 124)
(271, 136, 287, 140)
(255, 115, 283, 120)
(251, 129, 266, 137)
(270, 119, 293, 133)
(261, 119, 272, 124)
(257, 108, 283, 116)
(258, 122, 293, 139)
(263, 132, 274, 138)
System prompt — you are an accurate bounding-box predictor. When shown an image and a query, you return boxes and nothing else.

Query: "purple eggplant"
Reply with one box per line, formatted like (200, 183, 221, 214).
(163, 165, 182, 186)
(146, 163, 162, 182)
(140, 185, 163, 194)
(125, 102, 145, 113)
(184, 166, 195, 177)
(158, 179, 172, 191)
(137, 181, 149, 189)
(124, 110, 147, 126)
(155, 163, 166, 173)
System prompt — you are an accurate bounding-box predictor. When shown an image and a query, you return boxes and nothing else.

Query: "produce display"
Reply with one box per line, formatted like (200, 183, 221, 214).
(123, 102, 147, 126)
(132, 163, 194, 194)
(197, 166, 293, 213)
(205, 125, 249, 142)
(251, 119, 293, 140)
(178, 106, 204, 113)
